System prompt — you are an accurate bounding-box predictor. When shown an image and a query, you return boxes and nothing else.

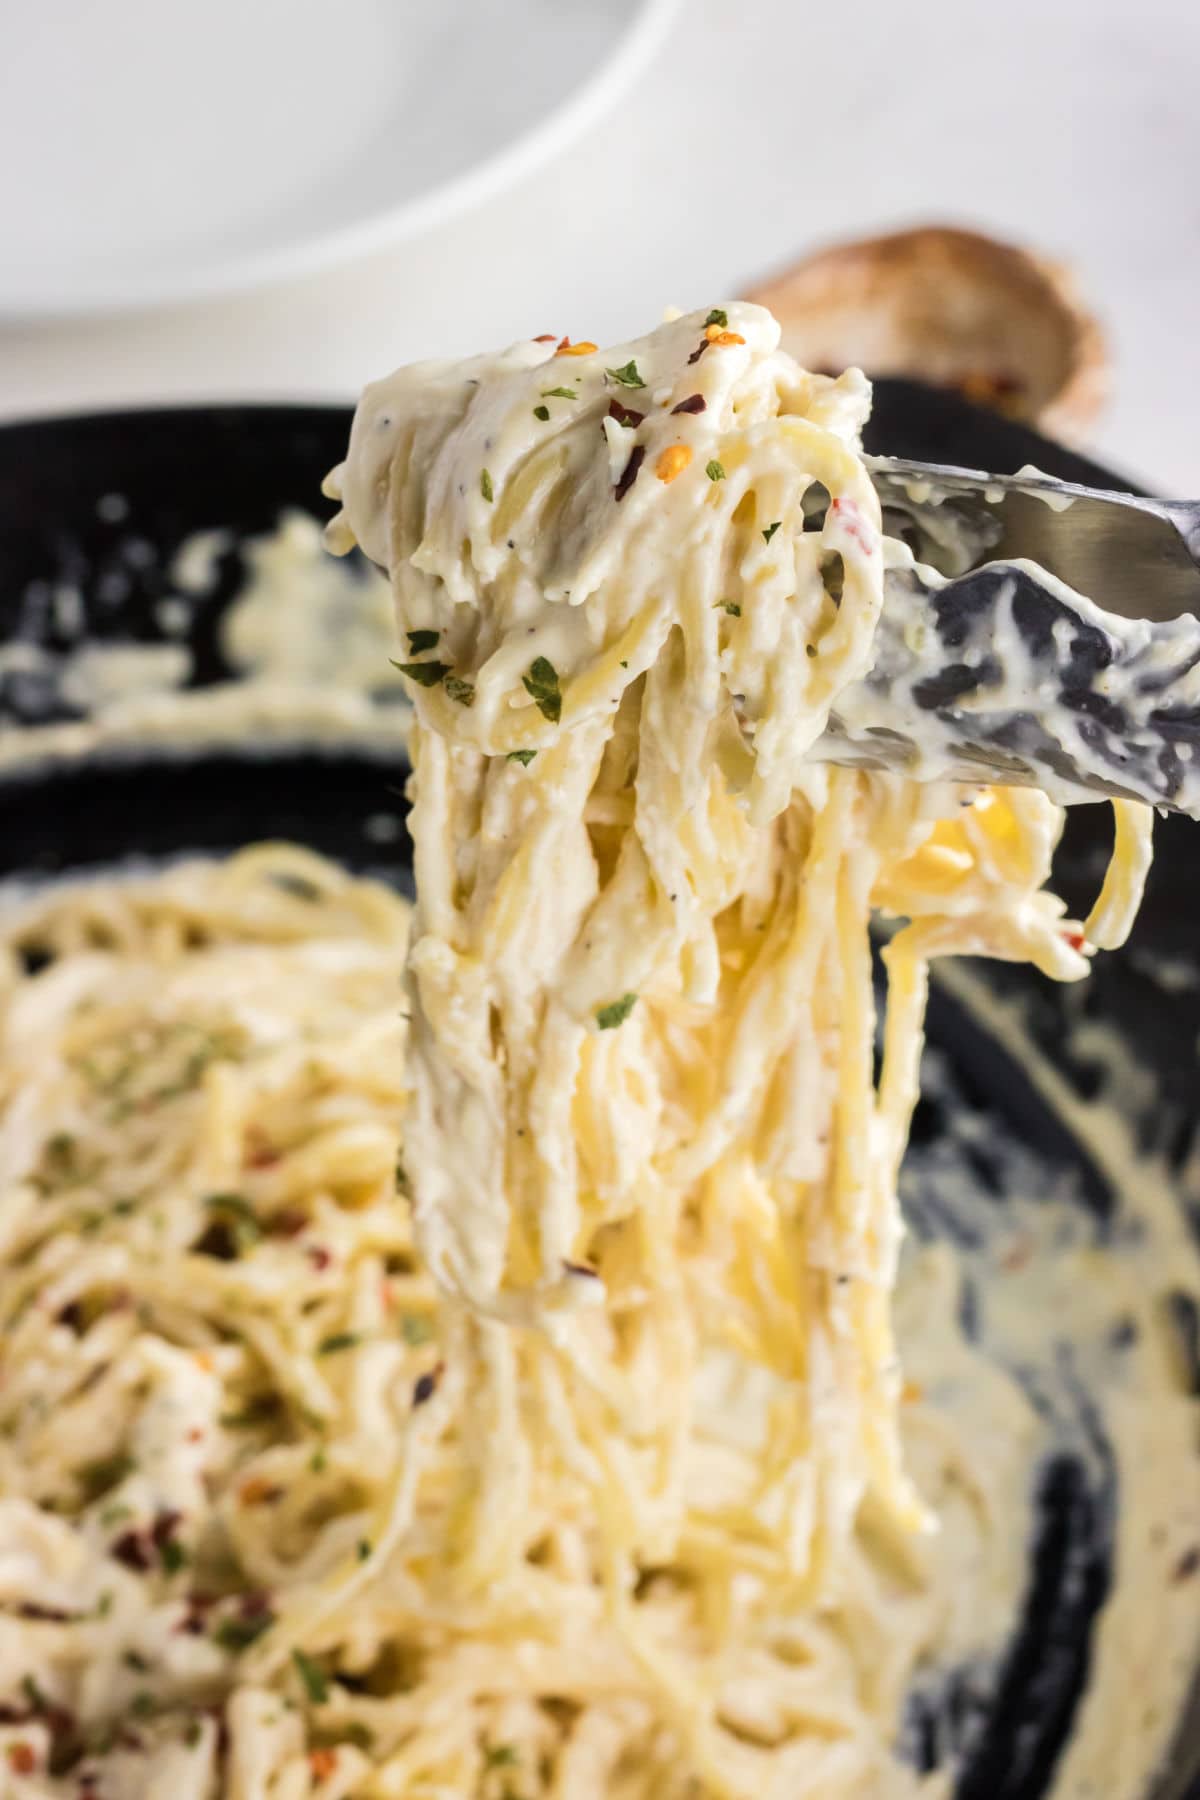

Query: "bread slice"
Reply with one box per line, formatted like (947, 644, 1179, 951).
(743, 225, 1107, 442)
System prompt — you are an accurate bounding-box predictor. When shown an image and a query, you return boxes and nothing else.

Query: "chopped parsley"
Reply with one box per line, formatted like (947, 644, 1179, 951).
(533, 404, 550, 421)
(706, 460, 725, 482)
(292, 1648, 329, 1705)
(401, 1312, 433, 1345)
(213, 1611, 274, 1653)
(130, 1691, 158, 1719)
(762, 520, 781, 543)
(596, 993, 638, 1031)
(184, 1718, 203, 1748)
(406, 629, 440, 655)
(309, 1445, 328, 1475)
(480, 469, 494, 503)
(485, 1743, 520, 1768)
(606, 359, 645, 389)
(357, 1539, 372, 1562)
(715, 600, 741, 617)
(444, 675, 475, 708)
(159, 1538, 188, 1576)
(704, 308, 728, 328)
(540, 386, 577, 400)
(79, 1452, 135, 1502)
(317, 1332, 360, 1357)
(506, 749, 537, 768)
(203, 1193, 261, 1251)
(21, 1675, 47, 1713)
(393, 659, 451, 688)
(522, 657, 562, 724)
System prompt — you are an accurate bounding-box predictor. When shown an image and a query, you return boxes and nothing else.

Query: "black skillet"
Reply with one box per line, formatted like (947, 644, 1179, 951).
(0, 391, 1196, 1798)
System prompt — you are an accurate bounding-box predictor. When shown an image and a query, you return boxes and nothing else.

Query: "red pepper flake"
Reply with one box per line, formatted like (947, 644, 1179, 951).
(532, 334, 557, 343)
(310, 1748, 338, 1781)
(111, 1530, 153, 1572)
(606, 398, 644, 429)
(151, 1510, 183, 1552)
(271, 1208, 308, 1239)
(244, 1136, 280, 1169)
(186, 1427, 204, 1443)
(413, 1362, 444, 1408)
(555, 337, 597, 357)
(829, 495, 876, 555)
(238, 1476, 283, 1507)
(687, 339, 709, 366)
(656, 445, 692, 484)
(614, 444, 645, 502)
(671, 394, 706, 415)
(1172, 1546, 1200, 1583)
(1063, 929, 1087, 952)
(7, 1743, 36, 1774)
(1001, 1237, 1032, 1272)
(307, 1246, 332, 1272)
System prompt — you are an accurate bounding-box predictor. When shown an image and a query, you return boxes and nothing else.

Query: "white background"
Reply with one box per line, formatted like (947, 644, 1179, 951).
(1, 0, 1197, 493)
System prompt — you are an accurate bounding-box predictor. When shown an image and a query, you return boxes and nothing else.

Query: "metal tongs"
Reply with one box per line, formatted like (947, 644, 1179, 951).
(814, 460, 1200, 816)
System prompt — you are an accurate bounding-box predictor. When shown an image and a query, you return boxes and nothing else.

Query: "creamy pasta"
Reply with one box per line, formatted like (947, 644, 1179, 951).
(0, 303, 1168, 1799)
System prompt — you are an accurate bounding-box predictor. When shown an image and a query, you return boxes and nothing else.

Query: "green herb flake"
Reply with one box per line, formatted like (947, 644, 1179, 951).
(392, 660, 450, 689)
(705, 460, 726, 483)
(159, 1538, 188, 1576)
(606, 360, 645, 389)
(444, 674, 476, 708)
(401, 1313, 433, 1345)
(541, 386, 577, 400)
(522, 657, 562, 724)
(704, 308, 728, 328)
(506, 749, 537, 768)
(596, 993, 638, 1031)
(309, 1445, 328, 1475)
(184, 1719, 203, 1748)
(480, 469, 494, 503)
(213, 1611, 274, 1654)
(406, 629, 440, 655)
(292, 1648, 329, 1706)
(339, 1722, 375, 1752)
(357, 1539, 371, 1563)
(204, 1192, 260, 1227)
(485, 1743, 520, 1768)
(96, 1590, 113, 1619)
(130, 1691, 158, 1719)
(533, 405, 550, 421)
(123, 1650, 150, 1673)
(22, 1675, 47, 1713)
(715, 600, 741, 617)
(80, 1452, 135, 1501)
(317, 1332, 360, 1357)
(762, 520, 781, 543)
(203, 1192, 261, 1254)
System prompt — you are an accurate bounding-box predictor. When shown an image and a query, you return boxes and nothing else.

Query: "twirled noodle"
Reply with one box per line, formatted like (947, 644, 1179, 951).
(0, 305, 1157, 1800)
(323, 305, 1150, 1789)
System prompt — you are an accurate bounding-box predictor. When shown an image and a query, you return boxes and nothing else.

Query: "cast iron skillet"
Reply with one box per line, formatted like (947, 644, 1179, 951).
(0, 392, 1196, 1799)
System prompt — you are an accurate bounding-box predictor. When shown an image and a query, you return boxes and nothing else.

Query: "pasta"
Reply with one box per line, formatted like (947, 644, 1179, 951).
(0, 305, 1158, 1798)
